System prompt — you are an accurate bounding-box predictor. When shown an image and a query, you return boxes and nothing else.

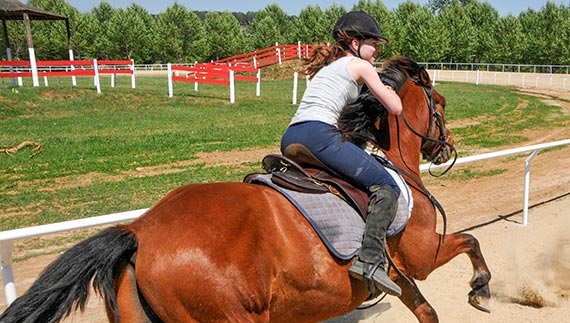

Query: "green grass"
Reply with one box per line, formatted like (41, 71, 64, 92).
(434, 166, 508, 181)
(1, 76, 568, 231)
(439, 82, 567, 149)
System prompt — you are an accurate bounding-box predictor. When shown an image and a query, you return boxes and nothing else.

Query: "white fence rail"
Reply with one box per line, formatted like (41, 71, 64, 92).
(134, 62, 570, 75)
(429, 69, 570, 91)
(421, 62, 570, 74)
(1, 139, 569, 306)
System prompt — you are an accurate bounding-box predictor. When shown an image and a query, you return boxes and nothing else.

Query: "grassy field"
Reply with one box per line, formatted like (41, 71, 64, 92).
(1, 74, 569, 236)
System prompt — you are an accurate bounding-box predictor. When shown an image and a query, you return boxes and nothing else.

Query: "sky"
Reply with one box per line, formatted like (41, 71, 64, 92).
(65, 1, 569, 17)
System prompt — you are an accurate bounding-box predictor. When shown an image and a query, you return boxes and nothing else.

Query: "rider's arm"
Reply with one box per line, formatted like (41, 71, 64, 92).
(350, 59, 402, 116)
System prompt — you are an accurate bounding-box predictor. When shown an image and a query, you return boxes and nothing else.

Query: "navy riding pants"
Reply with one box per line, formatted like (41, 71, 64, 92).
(280, 121, 400, 194)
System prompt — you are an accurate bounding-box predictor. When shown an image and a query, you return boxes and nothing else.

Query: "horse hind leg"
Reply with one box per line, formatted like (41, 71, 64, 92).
(433, 232, 492, 313)
(110, 259, 158, 323)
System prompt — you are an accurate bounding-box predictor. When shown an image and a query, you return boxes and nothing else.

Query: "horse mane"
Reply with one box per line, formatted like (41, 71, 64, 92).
(337, 56, 430, 149)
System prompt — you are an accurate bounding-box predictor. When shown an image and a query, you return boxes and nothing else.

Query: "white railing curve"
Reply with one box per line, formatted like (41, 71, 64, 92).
(1, 139, 569, 306)
(420, 139, 570, 225)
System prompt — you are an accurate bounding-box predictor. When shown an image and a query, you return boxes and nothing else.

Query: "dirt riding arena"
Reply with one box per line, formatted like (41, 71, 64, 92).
(1, 89, 569, 322)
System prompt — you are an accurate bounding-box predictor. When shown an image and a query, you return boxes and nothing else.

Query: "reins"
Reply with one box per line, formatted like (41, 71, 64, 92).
(401, 86, 458, 177)
(357, 81, 453, 308)
(391, 81, 455, 239)
(375, 155, 448, 239)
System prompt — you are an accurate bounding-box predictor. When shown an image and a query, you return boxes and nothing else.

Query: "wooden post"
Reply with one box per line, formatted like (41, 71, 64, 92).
(23, 13, 39, 87)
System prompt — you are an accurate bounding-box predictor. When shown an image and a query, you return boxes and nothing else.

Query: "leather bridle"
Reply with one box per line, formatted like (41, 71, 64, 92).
(401, 80, 457, 176)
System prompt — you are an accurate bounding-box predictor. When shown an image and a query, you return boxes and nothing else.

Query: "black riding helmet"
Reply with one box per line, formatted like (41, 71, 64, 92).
(332, 11, 388, 58)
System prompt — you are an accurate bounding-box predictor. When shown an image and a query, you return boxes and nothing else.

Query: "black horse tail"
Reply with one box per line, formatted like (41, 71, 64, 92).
(0, 226, 137, 323)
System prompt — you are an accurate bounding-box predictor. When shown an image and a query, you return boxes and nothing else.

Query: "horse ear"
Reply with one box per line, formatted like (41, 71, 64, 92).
(419, 67, 432, 87)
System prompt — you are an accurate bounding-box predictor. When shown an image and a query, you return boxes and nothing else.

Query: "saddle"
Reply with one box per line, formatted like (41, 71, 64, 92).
(244, 144, 370, 219)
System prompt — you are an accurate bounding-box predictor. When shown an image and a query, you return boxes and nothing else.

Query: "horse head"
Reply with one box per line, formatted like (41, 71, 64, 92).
(338, 56, 455, 170)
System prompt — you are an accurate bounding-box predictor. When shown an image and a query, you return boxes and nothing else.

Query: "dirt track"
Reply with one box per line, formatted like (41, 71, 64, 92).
(1, 89, 569, 322)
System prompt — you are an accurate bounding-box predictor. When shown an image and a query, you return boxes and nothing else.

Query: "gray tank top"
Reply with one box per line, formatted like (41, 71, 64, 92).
(290, 56, 362, 127)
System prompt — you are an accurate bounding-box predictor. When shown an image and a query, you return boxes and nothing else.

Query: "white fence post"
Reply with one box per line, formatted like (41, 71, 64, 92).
(276, 42, 282, 65)
(69, 49, 77, 86)
(292, 71, 299, 105)
(28, 48, 39, 87)
(256, 69, 261, 97)
(0, 241, 17, 305)
(476, 70, 480, 85)
(229, 69, 235, 103)
(549, 76, 553, 89)
(93, 59, 101, 94)
(130, 59, 136, 89)
(167, 63, 173, 98)
(523, 150, 540, 226)
(194, 61, 199, 92)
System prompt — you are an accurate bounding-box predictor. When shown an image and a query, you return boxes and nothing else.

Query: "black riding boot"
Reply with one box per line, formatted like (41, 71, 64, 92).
(349, 185, 402, 296)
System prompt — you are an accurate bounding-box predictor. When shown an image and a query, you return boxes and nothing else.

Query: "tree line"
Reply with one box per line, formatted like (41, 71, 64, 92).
(3, 0, 569, 66)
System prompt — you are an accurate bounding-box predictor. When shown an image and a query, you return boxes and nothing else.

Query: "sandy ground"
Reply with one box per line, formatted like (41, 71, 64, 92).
(1, 89, 569, 322)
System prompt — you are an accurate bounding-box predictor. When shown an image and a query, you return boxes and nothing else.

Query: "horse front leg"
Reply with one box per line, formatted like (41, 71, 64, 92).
(432, 232, 492, 313)
(394, 275, 438, 323)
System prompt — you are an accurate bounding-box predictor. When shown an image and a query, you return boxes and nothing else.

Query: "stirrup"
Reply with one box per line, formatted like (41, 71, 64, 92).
(370, 269, 401, 296)
(363, 259, 385, 281)
(349, 259, 401, 296)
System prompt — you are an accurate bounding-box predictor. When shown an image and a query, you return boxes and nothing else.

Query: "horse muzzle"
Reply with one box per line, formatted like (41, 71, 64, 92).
(422, 134, 454, 165)
(431, 147, 451, 165)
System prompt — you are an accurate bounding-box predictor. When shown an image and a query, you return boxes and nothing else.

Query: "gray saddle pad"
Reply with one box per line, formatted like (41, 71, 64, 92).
(249, 174, 364, 260)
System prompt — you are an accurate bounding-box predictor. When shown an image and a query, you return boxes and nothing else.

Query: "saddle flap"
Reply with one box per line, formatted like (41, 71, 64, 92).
(309, 170, 369, 218)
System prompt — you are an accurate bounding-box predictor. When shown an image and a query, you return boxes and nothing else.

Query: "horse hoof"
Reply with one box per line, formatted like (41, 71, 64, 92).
(468, 287, 491, 313)
(469, 295, 491, 313)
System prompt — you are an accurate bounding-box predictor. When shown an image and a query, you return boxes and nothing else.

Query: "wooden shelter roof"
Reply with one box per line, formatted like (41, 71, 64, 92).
(0, 0, 67, 20)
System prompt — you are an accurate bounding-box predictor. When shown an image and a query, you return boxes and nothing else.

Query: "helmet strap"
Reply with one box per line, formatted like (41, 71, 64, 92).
(349, 46, 360, 58)
(339, 40, 360, 58)
(345, 38, 362, 58)
(356, 39, 364, 58)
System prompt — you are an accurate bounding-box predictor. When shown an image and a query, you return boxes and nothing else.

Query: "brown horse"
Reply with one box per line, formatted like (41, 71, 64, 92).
(0, 57, 490, 323)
